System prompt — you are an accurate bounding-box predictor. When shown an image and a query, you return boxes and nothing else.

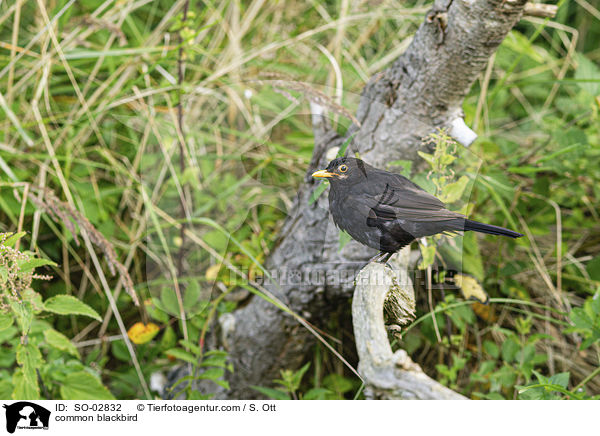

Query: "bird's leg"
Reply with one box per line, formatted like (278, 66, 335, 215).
(368, 251, 385, 263)
(380, 252, 393, 264)
(368, 251, 393, 264)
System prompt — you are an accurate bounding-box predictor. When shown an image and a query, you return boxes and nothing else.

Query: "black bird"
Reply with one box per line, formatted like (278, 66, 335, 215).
(312, 157, 522, 262)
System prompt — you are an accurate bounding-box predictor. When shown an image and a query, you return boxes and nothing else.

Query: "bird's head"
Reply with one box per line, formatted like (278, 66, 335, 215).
(311, 157, 369, 186)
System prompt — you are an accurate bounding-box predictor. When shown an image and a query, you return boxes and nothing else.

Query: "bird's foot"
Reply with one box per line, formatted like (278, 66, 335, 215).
(369, 251, 394, 266)
(368, 252, 384, 263)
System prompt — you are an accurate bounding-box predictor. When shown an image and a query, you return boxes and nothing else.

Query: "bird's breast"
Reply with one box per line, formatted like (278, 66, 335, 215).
(329, 189, 382, 249)
(329, 190, 357, 230)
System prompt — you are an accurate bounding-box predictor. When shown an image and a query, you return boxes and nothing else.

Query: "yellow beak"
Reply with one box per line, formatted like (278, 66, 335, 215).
(311, 169, 335, 178)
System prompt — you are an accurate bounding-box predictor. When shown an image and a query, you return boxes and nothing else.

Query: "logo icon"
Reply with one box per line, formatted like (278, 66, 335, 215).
(3, 402, 50, 434)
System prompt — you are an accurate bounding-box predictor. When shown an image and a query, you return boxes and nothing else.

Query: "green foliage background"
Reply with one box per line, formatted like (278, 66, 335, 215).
(0, 0, 599, 399)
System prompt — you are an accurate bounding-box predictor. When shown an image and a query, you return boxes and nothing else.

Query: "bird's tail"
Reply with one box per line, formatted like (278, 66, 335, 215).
(464, 219, 523, 239)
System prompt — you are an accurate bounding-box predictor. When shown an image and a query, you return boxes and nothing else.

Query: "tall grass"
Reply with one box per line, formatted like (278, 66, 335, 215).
(0, 0, 599, 398)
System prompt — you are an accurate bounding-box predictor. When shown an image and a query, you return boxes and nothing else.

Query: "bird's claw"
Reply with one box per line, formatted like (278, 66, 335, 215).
(369, 251, 394, 265)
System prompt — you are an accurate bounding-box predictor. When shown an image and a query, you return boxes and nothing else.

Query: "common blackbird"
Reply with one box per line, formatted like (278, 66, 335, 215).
(312, 157, 522, 262)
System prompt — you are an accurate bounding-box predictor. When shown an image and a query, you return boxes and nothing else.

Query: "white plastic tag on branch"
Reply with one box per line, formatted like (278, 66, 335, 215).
(449, 117, 477, 147)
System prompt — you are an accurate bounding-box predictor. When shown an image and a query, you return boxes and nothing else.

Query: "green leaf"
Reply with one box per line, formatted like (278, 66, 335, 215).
(250, 385, 290, 400)
(13, 368, 39, 400)
(323, 373, 354, 395)
(165, 348, 196, 364)
(586, 256, 600, 282)
(303, 387, 333, 400)
(462, 232, 485, 282)
(3, 232, 27, 248)
(501, 338, 519, 363)
(478, 360, 497, 376)
(440, 154, 456, 166)
(517, 385, 545, 400)
(447, 304, 476, 332)
(44, 329, 80, 358)
(10, 300, 33, 335)
(60, 371, 115, 400)
(518, 371, 577, 400)
(160, 326, 177, 350)
(203, 230, 229, 252)
(583, 298, 597, 322)
(148, 297, 170, 323)
(198, 367, 224, 380)
(43, 295, 102, 321)
(0, 380, 14, 399)
(179, 339, 201, 355)
(183, 280, 201, 310)
(213, 379, 230, 390)
(388, 159, 413, 178)
(517, 343, 535, 366)
(477, 391, 505, 400)
(111, 340, 130, 362)
(418, 243, 436, 270)
(188, 391, 213, 400)
(591, 290, 600, 311)
(18, 257, 57, 273)
(22, 288, 43, 314)
(439, 175, 470, 203)
(483, 340, 499, 359)
(0, 325, 18, 346)
(574, 53, 600, 96)
(417, 151, 435, 166)
(494, 365, 517, 388)
(548, 372, 570, 389)
(16, 343, 42, 388)
(570, 308, 593, 330)
(289, 362, 310, 392)
(204, 349, 228, 357)
(338, 230, 352, 251)
(581, 335, 600, 350)
(0, 312, 13, 331)
(160, 287, 181, 316)
(200, 354, 228, 369)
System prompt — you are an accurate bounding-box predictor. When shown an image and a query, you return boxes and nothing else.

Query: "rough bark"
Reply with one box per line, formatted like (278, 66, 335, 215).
(211, 0, 531, 399)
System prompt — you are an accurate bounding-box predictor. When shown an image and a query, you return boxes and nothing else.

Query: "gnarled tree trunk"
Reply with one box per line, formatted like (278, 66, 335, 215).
(208, 0, 538, 399)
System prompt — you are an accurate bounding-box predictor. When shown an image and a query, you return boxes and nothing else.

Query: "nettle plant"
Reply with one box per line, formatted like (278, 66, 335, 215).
(0, 232, 114, 400)
(413, 130, 475, 271)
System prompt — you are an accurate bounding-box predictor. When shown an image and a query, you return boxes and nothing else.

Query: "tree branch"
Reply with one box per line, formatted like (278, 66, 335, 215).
(352, 248, 466, 399)
(524, 3, 558, 18)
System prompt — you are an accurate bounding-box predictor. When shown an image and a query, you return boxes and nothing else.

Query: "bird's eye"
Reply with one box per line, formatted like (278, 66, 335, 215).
(339, 165, 348, 173)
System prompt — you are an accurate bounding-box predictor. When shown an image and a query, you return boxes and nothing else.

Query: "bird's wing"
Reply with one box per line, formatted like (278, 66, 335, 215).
(357, 175, 463, 222)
